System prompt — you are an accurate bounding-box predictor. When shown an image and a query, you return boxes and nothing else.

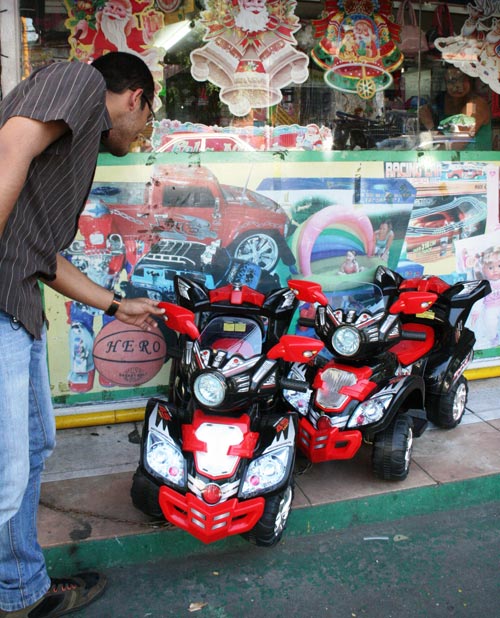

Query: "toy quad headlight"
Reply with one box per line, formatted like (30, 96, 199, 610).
(348, 395, 392, 428)
(145, 429, 186, 488)
(240, 446, 292, 498)
(332, 326, 361, 357)
(194, 372, 227, 407)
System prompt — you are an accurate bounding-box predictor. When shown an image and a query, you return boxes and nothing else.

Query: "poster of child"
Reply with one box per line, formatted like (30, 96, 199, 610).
(373, 220, 394, 262)
(338, 250, 364, 274)
(456, 232, 500, 351)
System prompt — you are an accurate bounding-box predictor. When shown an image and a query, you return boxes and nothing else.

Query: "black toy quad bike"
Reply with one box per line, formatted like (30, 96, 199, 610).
(131, 276, 323, 545)
(285, 266, 490, 480)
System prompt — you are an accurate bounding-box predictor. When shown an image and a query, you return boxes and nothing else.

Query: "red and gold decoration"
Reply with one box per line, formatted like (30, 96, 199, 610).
(64, 1, 173, 106)
(190, 0, 309, 117)
(311, 0, 403, 99)
(64, 1, 165, 63)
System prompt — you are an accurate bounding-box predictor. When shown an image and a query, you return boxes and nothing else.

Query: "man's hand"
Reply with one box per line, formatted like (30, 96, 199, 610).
(114, 297, 165, 332)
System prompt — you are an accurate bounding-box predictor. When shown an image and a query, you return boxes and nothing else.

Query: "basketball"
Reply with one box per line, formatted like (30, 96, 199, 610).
(93, 320, 167, 386)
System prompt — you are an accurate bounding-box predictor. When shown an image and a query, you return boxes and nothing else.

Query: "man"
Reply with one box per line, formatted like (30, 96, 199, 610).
(0, 52, 165, 617)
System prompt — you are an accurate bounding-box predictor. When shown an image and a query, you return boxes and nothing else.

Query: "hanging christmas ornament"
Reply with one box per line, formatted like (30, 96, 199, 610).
(311, 0, 403, 100)
(434, 1, 500, 94)
(65, 1, 166, 105)
(190, 0, 309, 117)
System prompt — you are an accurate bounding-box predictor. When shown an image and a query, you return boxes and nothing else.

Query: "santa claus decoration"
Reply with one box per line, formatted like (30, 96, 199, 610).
(65, 0, 164, 68)
(311, 0, 403, 99)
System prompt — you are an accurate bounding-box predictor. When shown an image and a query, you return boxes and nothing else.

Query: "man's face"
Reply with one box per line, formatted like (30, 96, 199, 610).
(445, 70, 471, 97)
(101, 96, 150, 157)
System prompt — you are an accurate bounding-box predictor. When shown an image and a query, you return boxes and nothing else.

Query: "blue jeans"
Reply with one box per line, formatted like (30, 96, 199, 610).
(0, 311, 55, 611)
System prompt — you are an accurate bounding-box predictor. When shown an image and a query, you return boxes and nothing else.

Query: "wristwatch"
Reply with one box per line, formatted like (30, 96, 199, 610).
(105, 291, 123, 316)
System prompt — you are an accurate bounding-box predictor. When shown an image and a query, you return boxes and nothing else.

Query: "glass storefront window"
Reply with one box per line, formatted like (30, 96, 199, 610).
(9, 1, 500, 152)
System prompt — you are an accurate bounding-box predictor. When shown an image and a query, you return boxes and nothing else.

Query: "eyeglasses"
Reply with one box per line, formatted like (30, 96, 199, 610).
(141, 94, 155, 124)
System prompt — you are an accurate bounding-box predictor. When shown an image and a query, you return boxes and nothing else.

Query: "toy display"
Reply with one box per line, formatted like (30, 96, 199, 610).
(286, 266, 490, 480)
(45, 158, 499, 406)
(131, 276, 323, 545)
(130, 266, 489, 551)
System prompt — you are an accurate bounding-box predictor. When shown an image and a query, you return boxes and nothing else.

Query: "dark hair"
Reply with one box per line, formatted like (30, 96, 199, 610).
(91, 52, 154, 106)
(444, 67, 473, 85)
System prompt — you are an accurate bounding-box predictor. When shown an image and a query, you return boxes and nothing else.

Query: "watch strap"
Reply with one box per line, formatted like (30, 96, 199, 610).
(105, 292, 122, 316)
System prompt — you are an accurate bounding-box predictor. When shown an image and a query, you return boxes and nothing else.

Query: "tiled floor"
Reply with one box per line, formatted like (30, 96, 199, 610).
(39, 377, 500, 548)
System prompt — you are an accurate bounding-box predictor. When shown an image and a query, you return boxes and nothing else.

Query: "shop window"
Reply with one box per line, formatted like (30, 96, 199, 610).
(10, 0, 500, 152)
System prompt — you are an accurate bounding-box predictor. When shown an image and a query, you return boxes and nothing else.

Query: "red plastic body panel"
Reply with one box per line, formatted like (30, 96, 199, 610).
(297, 416, 362, 463)
(267, 334, 324, 362)
(287, 279, 329, 305)
(209, 285, 265, 306)
(399, 276, 450, 295)
(181, 411, 258, 478)
(389, 291, 438, 315)
(312, 363, 375, 413)
(158, 302, 200, 339)
(159, 486, 265, 544)
(389, 323, 435, 366)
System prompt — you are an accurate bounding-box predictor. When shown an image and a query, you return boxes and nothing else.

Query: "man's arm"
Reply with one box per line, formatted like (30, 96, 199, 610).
(0, 116, 69, 237)
(44, 255, 165, 330)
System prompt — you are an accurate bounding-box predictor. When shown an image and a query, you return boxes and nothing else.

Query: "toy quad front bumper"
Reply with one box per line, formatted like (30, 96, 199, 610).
(159, 486, 265, 544)
(297, 417, 362, 463)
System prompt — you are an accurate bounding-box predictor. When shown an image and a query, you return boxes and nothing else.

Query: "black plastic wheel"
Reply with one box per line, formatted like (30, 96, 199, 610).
(429, 375, 468, 429)
(130, 467, 164, 520)
(372, 415, 414, 481)
(243, 484, 294, 547)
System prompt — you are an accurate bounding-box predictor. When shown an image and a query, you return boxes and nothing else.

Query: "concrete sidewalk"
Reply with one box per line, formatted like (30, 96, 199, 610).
(39, 377, 500, 572)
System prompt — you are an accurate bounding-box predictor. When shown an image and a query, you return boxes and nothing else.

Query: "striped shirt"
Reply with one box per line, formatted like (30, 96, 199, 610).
(0, 61, 111, 339)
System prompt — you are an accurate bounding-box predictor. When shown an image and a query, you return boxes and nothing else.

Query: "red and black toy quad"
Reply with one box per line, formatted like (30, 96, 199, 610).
(285, 266, 490, 480)
(131, 276, 322, 546)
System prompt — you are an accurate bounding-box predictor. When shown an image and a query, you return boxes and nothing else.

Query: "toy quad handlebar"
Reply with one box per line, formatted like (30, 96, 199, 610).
(401, 328, 427, 341)
(280, 377, 310, 392)
(158, 301, 200, 340)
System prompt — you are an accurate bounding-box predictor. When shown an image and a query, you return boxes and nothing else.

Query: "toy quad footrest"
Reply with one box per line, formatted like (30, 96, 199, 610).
(297, 416, 362, 463)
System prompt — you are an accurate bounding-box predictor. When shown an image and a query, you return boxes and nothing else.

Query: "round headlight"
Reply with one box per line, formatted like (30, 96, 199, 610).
(332, 326, 361, 357)
(193, 372, 226, 407)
